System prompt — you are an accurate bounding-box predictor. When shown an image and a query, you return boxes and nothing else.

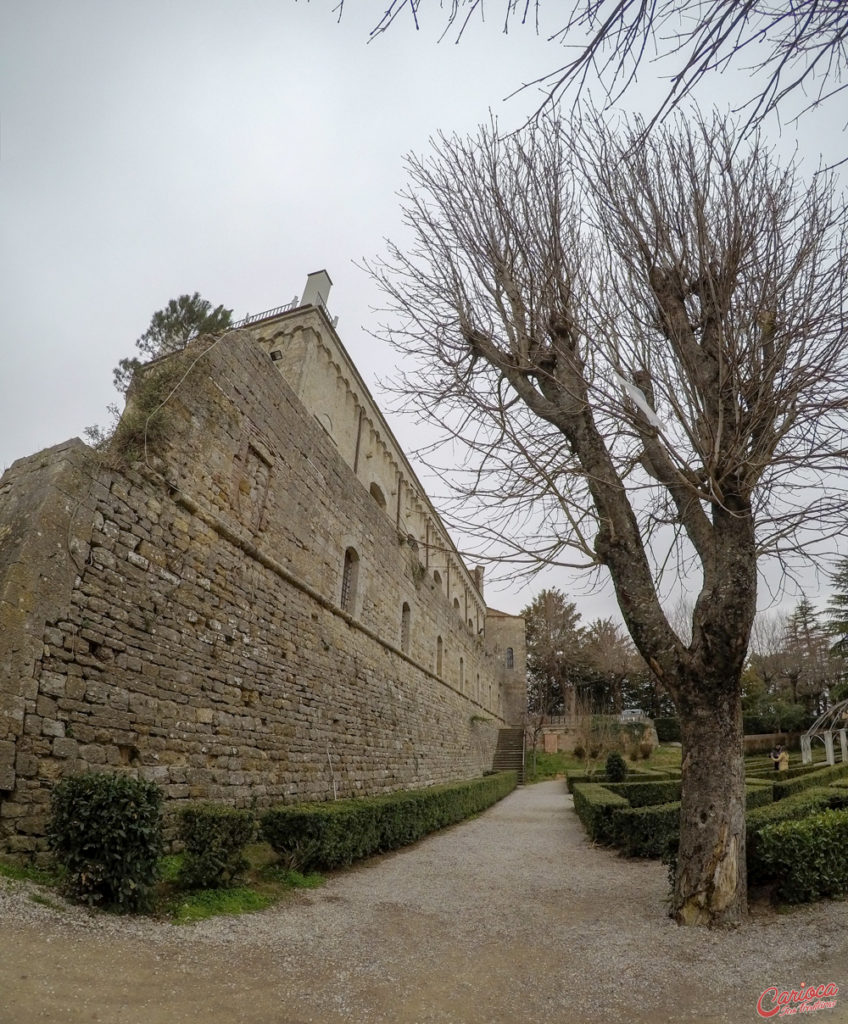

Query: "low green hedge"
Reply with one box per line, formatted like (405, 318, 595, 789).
(654, 718, 681, 742)
(574, 782, 774, 858)
(747, 787, 848, 886)
(772, 761, 848, 800)
(612, 801, 680, 857)
(571, 784, 630, 845)
(756, 809, 848, 902)
(178, 805, 256, 889)
(744, 779, 775, 807)
(260, 772, 516, 870)
(601, 779, 682, 807)
(565, 770, 667, 794)
(47, 772, 163, 912)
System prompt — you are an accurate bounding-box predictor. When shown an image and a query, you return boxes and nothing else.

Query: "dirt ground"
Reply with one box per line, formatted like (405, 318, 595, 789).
(1, 782, 846, 1024)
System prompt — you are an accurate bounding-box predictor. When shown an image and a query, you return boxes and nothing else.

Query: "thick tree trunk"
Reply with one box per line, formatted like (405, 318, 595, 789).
(674, 678, 747, 926)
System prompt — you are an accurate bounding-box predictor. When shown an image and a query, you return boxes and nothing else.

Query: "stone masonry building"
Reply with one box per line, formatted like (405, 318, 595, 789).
(0, 272, 526, 853)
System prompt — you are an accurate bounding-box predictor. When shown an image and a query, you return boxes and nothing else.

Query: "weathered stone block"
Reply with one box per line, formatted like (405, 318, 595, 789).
(52, 737, 78, 759)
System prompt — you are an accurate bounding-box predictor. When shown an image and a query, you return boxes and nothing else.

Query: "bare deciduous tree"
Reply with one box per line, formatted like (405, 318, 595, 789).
(347, 1, 848, 132)
(367, 109, 848, 925)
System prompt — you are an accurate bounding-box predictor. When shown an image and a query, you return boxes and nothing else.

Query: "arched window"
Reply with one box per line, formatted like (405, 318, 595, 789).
(369, 482, 386, 508)
(453, 597, 461, 616)
(401, 602, 411, 653)
(506, 647, 514, 669)
(433, 570, 442, 587)
(436, 635, 443, 677)
(340, 547, 359, 612)
(459, 657, 464, 690)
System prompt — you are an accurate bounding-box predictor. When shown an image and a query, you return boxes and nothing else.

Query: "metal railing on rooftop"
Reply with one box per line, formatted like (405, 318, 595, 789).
(230, 295, 337, 331)
(230, 299, 300, 330)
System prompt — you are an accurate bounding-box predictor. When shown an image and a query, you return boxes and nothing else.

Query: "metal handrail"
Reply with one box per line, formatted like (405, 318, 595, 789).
(230, 299, 300, 330)
(521, 727, 526, 784)
(230, 295, 337, 332)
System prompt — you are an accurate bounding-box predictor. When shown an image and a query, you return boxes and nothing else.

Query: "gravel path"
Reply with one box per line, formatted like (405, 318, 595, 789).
(1, 780, 846, 1024)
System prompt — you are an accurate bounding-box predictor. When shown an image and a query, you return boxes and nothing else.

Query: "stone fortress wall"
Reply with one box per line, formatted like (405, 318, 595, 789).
(0, 273, 526, 853)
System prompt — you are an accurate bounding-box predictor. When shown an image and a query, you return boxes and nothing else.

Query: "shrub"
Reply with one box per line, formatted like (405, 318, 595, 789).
(602, 778, 682, 808)
(747, 787, 848, 886)
(565, 769, 667, 793)
(772, 761, 848, 800)
(178, 805, 256, 889)
(571, 784, 630, 845)
(47, 772, 163, 912)
(261, 772, 516, 871)
(605, 751, 627, 782)
(612, 800, 681, 857)
(572, 744, 585, 759)
(756, 809, 848, 903)
(581, 783, 773, 859)
(654, 718, 681, 743)
(639, 742, 653, 760)
(744, 779, 775, 809)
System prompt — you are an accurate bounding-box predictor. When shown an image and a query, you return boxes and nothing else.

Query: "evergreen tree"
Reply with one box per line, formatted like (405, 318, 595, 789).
(521, 589, 584, 717)
(825, 557, 848, 657)
(113, 292, 233, 393)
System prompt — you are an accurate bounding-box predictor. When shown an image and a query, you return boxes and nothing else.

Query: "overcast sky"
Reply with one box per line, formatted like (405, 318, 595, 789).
(1, 2, 844, 620)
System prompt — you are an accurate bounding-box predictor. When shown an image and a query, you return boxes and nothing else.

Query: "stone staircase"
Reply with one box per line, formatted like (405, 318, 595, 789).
(492, 727, 525, 784)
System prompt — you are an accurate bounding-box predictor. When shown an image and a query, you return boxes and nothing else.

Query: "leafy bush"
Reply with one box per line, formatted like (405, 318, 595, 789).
(605, 751, 627, 782)
(565, 769, 667, 793)
(756, 808, 848, 903)
(654, 718, 681, 743)
(261, 772, 516, 870)
(575, 782, 773, 858)
(744, 780, 775, 808)
(612, 800, 681, 857)
(745, 762, 821, 780)
(571, 783, 630, 845)
(747, 787, 848, 886)
(602, 778, 682, 807)
(772, 761, 848, 800)
(47, 772, 163, 912)
(178, 805, 256, 889)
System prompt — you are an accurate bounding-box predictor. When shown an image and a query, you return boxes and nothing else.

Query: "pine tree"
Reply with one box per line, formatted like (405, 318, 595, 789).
(521, 589, 584, 717)
(113, 293, 233, 393)
(825, 558, 848, 657)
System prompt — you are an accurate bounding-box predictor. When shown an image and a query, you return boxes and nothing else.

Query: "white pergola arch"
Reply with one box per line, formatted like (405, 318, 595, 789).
(801, 698, 848, 765)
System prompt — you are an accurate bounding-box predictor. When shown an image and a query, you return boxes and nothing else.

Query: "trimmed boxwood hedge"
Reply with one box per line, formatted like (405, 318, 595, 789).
(260, 772, 517, 870)
(747, 786, 848, 886)
(772, 761, 848, 800)
(178, 804, 256, 889)
(746, 762, 824, 780)
(654, 718, 681, 742)
(571, 783, 630, 845)
(611, 801, 680, 857)
(572, 780, 774, 858)
(602, 779, 682, 807)
(756, 808, 848, 903)
(565, 769, 668, 794)
(572, 765, 848, 902)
